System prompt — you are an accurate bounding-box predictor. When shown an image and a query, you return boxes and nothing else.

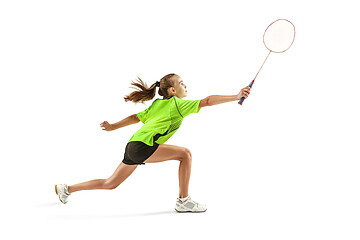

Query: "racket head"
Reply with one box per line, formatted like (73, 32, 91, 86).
(263, 19, 295, 53)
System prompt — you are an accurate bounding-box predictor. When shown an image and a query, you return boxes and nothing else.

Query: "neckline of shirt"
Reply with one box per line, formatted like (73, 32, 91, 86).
(156, 96, 175, 101)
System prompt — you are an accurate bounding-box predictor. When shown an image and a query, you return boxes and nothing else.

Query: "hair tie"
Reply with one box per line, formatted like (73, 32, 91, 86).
(155, 81, 160, 87)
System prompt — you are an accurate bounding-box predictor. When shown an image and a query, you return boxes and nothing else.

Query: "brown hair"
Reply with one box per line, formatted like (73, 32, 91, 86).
(124, 73, 177, 104)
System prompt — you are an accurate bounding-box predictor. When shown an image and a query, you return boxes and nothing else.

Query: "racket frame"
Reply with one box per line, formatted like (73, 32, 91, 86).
(238, 19, 295, 105)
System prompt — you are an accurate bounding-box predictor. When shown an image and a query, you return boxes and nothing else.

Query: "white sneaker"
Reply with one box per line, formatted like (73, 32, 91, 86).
(175, 196, 207, 213)
(55, 184, 71, 204)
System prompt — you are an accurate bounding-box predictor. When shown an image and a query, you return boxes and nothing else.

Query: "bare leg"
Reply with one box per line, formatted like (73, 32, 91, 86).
(178, 155, 192, 198)
(144, 144, 192, 198)
(68, 162, 137, 194)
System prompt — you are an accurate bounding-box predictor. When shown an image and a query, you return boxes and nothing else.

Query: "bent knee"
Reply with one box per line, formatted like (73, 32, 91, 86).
(103, 180, 118, 190)
(179, 148, 192, 162)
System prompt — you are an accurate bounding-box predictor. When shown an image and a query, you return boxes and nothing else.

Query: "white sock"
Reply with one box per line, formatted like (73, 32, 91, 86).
(179, 196, 189, 202)
(65, 185, 70, 195)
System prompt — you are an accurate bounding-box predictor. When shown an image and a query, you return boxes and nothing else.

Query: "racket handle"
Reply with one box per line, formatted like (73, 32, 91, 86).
(238, 96, 246, 105)
(238, 80, 254, 105)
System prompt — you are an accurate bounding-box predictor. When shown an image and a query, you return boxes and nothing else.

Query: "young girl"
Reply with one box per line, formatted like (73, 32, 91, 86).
(55, 73, 251, 213)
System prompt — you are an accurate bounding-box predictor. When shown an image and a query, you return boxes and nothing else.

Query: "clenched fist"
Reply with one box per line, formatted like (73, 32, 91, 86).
(237, 86, 251, 100)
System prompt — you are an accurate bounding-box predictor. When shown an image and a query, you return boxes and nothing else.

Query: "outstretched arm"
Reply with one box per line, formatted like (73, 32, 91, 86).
(100, 114, 140, 131)
(199, 86, 251, 107)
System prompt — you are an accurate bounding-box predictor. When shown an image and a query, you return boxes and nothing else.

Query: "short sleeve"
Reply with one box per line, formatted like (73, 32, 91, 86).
(136, 106, 151, 123)
(175, 97, 201, 118)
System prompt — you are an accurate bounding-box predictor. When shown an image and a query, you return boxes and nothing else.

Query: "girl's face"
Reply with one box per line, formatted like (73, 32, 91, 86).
(169, 75, 187, 98)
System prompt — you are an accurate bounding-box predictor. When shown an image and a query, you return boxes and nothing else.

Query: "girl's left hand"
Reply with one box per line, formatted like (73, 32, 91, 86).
(100, 121, 114, 131)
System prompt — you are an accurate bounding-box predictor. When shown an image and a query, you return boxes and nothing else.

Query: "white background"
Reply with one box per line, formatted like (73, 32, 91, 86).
(1, 0, 359, 239)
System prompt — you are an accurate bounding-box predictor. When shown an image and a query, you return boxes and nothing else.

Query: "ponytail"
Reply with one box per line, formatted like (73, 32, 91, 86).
(124, 73, 177, 103)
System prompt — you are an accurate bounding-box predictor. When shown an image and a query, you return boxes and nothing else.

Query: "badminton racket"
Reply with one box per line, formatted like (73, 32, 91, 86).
(238, 19, 296, 105)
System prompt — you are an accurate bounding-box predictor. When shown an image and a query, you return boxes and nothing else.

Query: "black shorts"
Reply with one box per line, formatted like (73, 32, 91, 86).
(122, 141, 159, 165)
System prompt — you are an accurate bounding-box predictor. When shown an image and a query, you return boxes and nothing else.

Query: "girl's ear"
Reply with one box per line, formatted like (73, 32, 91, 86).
(168, 87, 175, 94)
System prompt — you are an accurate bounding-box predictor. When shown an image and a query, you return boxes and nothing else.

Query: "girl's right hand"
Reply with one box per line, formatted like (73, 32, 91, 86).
(237, 86, 251, 100)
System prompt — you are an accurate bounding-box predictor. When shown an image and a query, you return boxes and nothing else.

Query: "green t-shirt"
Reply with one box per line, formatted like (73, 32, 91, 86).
(128, 96, 202, 146)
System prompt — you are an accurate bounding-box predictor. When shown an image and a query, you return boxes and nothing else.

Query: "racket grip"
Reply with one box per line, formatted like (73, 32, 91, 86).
(238, 80, 254, 105)
(238, 96, 246, 105)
